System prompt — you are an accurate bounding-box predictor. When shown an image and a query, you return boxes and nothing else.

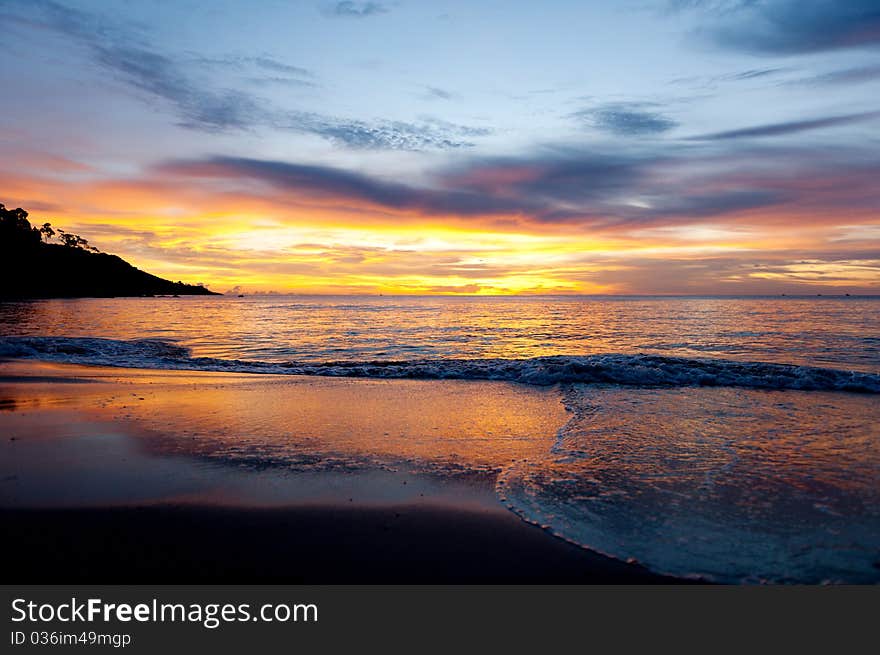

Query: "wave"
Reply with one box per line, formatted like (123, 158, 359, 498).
(499, 385, 880, 583)
(1, 336, 878, 393)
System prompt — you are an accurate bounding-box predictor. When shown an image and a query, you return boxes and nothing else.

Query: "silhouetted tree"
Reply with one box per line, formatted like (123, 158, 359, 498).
(1, 201, 217, 298)
(0, 206, 99, 252)
(0, 203, 41, 248)
(39, 223, 55, 242)
(44, 225, 100, 252)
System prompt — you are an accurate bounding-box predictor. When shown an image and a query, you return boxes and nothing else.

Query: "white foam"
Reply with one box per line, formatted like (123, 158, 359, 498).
(2, 336, 878, 393)
(499, 385, 880, 583)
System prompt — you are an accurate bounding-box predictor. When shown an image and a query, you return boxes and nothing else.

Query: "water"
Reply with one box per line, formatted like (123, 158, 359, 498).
(501, 385, 880, 583)
(1, 295, 878, 371)
(1, 295, 879, 582)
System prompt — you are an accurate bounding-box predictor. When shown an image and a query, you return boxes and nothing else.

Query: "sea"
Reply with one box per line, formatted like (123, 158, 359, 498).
(1, 294, 878, 583)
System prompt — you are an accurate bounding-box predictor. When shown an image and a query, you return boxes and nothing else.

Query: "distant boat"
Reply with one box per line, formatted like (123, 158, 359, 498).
(237, 294, 245, 297)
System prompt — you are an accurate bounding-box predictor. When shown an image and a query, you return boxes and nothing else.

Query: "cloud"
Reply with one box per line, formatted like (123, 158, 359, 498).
(573, 103, 679, 136)
(638, 190, 785, 218)
(251, 57, 313, 78)
(287, 114, 487, 150)
(690, 0, 880, 55)
(153, 141, 880, 232)
(666, 1, 753, 12)
(94, 43, 265, 131)
(157, 156, 534, 217)
(420, 284, 483, 294)
(13, 146, 880, 293)
(195, 55, 318, 88)
(324, 2, 390, 18)
(8, 1, 265, 130)
(790, 65, 880, 86)
(424, 86, 454, 101)
(6, 0, 484, 150)
(722, 67, 788, 81)
(192, 54, 315, 80)
(669, 67, 792, 91)
(581, 251, 880, 295)
(687, 110, 880, 140)
(437, 150, 656, 215)
(98, 40, 473, 147)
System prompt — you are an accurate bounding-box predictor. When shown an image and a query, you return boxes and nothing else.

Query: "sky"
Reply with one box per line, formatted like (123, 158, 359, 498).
(1, 0, 879, 295)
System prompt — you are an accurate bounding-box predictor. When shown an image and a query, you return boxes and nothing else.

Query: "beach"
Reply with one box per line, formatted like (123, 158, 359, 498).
(2, 295, 879, 583)
(0, 360, 672, 583)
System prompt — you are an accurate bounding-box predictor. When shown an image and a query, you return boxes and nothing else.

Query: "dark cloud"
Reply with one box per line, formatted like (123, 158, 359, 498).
(687, 110, 880, 140)
(690, 0, 880, 55)
(574, 103, 679, 136)
(723, 67, 787, 81)
(639, 190, 785, 218)
(324, 2, 390, 18)
(158, 157, 535, 217)
(160, 151, 662, 223)
(156, 143, 880, 230)
(437, 150, 655, 210)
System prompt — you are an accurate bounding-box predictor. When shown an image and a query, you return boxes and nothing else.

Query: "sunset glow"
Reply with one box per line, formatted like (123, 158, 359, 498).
(2, 0, 878, 294)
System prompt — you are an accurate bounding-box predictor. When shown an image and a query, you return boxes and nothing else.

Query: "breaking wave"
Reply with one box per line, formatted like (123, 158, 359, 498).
(1, 336, 878, 393)
(499, 385, 880, 583)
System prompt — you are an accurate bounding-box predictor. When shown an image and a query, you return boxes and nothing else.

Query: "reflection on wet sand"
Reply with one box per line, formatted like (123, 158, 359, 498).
(0, 360, 567, 509)
(2, 359, 877, 583)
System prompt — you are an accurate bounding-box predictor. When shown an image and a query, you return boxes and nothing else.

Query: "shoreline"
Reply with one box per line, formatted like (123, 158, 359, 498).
(0, 360, 681, 583)
(2, 504, 679, 583)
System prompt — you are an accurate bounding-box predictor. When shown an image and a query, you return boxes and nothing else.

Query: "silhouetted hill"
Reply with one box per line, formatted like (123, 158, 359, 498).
(0, 204, 220, 299)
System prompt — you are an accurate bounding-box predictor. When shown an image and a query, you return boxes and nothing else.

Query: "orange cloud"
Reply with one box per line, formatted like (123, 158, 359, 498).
(3, 147, 879, 295)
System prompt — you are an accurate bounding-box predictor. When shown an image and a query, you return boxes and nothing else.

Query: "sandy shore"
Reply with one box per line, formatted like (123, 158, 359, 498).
(0, 360, 678, 583)
(2, 505, 673, 583)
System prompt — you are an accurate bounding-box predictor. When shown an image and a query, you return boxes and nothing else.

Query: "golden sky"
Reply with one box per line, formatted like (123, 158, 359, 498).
(2, 0, 879, 294)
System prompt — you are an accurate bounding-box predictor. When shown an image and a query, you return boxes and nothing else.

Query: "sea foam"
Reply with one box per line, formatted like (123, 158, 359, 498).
(1, 336, 878, 393)
(499, 385, 880, 583)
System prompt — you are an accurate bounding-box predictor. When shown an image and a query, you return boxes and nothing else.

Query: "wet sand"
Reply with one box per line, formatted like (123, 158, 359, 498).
(0, 360, 678, 583)
(2, 505, 674, 583)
